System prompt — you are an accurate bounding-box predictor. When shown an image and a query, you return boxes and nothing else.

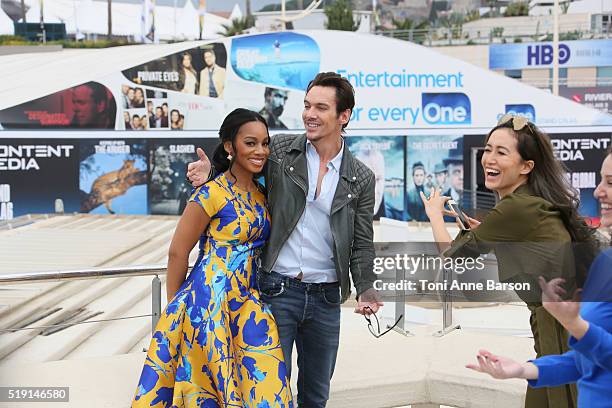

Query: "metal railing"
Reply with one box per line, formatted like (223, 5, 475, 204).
(374, 25, 612, 46)
(0, 260, 467, 340)
(0, 264, 181, 334)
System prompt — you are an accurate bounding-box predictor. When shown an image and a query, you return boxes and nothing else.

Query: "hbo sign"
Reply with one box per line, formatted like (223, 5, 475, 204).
(527, 44, 571, 66)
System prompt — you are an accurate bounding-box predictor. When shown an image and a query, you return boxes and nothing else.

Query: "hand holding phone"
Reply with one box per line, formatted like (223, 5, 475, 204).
(446, 199, 471, 230)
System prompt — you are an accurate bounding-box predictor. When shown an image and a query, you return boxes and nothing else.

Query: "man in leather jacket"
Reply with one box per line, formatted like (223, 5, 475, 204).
(187, 72, 382, 407)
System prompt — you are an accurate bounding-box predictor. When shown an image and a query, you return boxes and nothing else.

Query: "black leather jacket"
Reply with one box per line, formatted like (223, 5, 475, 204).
(261, 134, 377, 303)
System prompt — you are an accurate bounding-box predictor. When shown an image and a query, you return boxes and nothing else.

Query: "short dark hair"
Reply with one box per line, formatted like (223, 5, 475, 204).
(306, 72, 355, 130)
(412, 161, 425, 174)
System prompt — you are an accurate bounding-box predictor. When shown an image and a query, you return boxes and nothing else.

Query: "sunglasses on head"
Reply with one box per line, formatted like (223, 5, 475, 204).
(497, 114, 534, 134)
(364, 307, 403, 339)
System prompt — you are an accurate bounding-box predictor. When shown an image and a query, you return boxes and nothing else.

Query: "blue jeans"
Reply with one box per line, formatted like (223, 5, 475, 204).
(257, 271, 341, 408)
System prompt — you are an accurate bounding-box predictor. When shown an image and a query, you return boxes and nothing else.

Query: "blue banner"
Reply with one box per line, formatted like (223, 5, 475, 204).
(489, 39, 612, 70)
(230, 32, 320, 91)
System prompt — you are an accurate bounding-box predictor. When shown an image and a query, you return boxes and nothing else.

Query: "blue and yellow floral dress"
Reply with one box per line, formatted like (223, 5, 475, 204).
(133, 173, 293, 408)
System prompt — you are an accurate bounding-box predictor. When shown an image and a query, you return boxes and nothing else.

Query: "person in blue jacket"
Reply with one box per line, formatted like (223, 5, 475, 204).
(466, 148, 612, 407)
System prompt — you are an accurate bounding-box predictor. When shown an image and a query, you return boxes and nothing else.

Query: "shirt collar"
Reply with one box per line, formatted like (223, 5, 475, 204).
(513, 183, 532, 195)
(306, 139, 344, 171)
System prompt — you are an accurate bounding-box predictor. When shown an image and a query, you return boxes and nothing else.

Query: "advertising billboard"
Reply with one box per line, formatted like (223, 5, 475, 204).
(1, 30, 611, 221)
(2, 31, 610, 131)
(0, 139, 80, 217)
(489, 39, 612, 70)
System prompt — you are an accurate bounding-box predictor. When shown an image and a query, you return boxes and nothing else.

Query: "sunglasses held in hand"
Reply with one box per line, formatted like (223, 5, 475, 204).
(364, 306, 403, 338)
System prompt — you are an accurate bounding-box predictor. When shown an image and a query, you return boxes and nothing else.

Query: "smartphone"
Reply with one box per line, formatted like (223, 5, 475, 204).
(446, 199, 471, 230)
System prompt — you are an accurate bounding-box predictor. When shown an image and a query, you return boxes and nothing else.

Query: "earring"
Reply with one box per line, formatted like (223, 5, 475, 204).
(227, 153, 233, 161)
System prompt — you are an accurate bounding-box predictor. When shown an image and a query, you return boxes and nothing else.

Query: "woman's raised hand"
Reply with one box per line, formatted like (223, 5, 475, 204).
(466, 349, 534, 380)
(420, 187, 450, 220)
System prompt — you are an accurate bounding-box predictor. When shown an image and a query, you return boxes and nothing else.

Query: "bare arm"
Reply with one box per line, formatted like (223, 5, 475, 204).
(466, 349, 539, 380)
(166, 202, 210, 302)
(420, 188, 453, 252)
(419, 188, 482, 254)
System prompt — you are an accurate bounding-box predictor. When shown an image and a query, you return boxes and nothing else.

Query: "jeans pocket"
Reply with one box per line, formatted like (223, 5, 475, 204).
(258, 274, 285, 298)
(322, 287, 341, 306)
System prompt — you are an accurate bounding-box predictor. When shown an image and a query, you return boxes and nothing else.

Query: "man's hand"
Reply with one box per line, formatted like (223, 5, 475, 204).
(186, 148, 211, 188)
(355, 287, 384, 315)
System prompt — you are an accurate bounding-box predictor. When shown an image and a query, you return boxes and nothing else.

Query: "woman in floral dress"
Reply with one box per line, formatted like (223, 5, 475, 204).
(133, 109, 293, 408)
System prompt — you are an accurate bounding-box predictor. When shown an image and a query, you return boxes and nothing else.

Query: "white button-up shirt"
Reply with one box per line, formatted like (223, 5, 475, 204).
(273, 140, 344, 283)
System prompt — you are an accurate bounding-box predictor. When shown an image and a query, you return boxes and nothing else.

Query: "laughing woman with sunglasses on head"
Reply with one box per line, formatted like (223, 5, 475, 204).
(465, 147, 612, 408)
(420, 116, 599, 408)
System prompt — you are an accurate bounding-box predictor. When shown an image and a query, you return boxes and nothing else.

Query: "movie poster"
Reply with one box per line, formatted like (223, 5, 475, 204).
(224, 83, 303, 130)
(144, 90, 170, 130)
(79, 140, 148, 214)
(549, 133, 611, 221)
(0, 139, 80, 218)
(461, 134, 496, 213)
(162, 90, 193, 131)
(559, 86, 612, 114)
(346, 136, 405, 221)
(148, 138, 217, 215)
(121, 43, 227, 98)
(406, 135, 464, 221)
(230, 32, 320, 91)
(0, 82, 116, 129)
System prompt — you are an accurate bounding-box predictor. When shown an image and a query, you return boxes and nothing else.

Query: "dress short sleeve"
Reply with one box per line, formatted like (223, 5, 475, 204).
(189, 182, 222, 218)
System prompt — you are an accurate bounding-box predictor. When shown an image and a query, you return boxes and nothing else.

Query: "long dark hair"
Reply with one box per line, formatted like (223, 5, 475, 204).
(487, 119, 599, 285)
(211, 108, 269, 181)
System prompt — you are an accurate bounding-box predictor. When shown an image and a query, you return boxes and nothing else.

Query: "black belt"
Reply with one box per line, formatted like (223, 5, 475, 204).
(269, 271, 339, 291)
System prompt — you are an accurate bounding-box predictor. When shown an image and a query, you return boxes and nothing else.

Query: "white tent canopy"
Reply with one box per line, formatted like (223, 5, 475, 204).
(72, 0, 106, 36)
(22, 0, 230, 40)
(24, 0, 68, 24)
(229, 4, 243, 21)
(568, 0, 612, 13)
(0, 8, 14, 35)
(171, 1, 231, 40)
(174, 0, 200, 40)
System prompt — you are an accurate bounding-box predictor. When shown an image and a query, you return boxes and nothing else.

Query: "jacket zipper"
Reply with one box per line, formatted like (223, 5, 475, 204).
(267, 164, 307, 269)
